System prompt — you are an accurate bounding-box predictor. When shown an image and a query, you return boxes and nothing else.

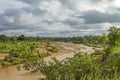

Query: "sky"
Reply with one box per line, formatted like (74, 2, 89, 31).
(0, 0, 120, 37)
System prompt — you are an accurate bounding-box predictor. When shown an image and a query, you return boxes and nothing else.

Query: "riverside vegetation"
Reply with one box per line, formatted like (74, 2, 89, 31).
(0, 26, 120, 80)
(22, 26, 120, 80)
(0, 41, 58, 68)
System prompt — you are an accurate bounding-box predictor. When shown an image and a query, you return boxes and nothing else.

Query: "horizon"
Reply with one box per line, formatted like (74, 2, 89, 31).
(0, 33, 103, 37)
(0, 0, 120, 37)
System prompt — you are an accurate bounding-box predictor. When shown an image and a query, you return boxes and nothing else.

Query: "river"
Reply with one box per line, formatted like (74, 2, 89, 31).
(0, 66, 41, 80)
(0, 43, 96, 80)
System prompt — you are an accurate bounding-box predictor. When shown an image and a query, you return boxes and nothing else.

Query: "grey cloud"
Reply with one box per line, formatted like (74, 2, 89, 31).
(17, 0, 100, 11)
(22, 7, 47, 16)
(17, 0, 54, 7)
(59, 0, 78, 10)
(0, 25, 25, 31)
(0, 7, 47, 27)
(0, 9, 22, 26)
(42, 20, 56, 25)
(79, 10, 120, 24)
(17, 0, 41, 5)
(60, 19, 80, 26)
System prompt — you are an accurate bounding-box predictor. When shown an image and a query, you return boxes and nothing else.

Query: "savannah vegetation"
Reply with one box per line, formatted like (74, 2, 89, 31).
(0, 26, 120, 80)
(20, 26, 120, 80)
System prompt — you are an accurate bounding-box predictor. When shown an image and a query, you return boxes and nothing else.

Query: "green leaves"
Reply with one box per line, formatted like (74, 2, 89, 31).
(108, 26, 120, 47)
(0, 41, 40, 67)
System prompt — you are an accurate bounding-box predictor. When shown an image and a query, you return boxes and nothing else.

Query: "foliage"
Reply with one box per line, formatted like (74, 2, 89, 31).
(0, 41, 59, 67)
(0, 41, 39, 67)
(108, 26, 120, 47)
(20, 26, 120, 80)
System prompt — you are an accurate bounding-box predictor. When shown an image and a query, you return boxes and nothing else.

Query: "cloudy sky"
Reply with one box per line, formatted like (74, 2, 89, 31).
(0, 0, 120, 37)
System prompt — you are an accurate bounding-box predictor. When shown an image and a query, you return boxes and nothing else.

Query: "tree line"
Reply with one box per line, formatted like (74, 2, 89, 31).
(0, 34, 108, 45)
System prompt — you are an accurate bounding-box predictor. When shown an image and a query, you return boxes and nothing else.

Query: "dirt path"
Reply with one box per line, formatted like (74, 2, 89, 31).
(0, 42, 98, 80)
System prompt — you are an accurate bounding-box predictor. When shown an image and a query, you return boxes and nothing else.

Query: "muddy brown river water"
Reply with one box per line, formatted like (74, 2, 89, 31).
(0, 66, 41, 80)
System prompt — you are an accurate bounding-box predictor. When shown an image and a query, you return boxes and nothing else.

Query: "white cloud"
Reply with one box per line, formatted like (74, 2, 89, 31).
(39, 0, 61, 14)
(4, 16, 15, 23)
(19, 13, 40, 25)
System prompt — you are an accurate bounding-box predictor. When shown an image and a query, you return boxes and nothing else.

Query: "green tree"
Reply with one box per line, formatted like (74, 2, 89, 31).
(18, 35, 26, 41)
(11, 36, 17, 42)
(108, 26, 120, 47)
(98, 33, 108, 44)
(101, 26, 120, 62)
(0, 34, 9, 42)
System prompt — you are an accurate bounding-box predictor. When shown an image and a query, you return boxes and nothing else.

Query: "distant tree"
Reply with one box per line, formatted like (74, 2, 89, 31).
(98, 33, 108, 44)
(36, 36, 40, 41)
(0, 34, 9, 42)
(11, 36, 17, 42)
(18, 35, 26, 41)
(27, 36, 35, 41)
